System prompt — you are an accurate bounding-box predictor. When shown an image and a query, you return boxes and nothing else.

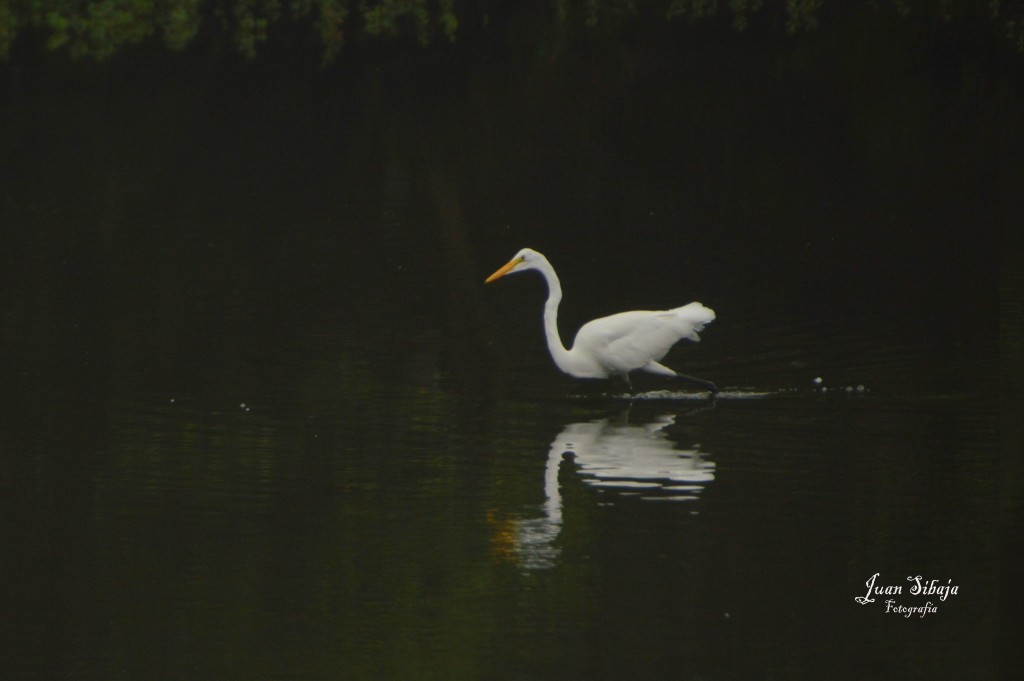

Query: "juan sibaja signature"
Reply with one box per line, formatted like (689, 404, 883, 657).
(855, 573, 959, 618)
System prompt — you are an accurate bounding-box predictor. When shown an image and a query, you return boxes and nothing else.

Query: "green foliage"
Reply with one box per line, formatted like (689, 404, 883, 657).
(222, 0, 282, 58)
(785, 0, 821, 34)
(311, 0, 350, 61)
(666, 0, 764, 30)
(162, 0, 203, 49)
(363, 0, 429, 43)
(0, 0, 1022, 61)
(0, 0, 206, 58)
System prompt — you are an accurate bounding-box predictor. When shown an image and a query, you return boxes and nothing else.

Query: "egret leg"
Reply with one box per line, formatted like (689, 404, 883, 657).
(675, 372, 719, 396)
(643, 361, 719, 397)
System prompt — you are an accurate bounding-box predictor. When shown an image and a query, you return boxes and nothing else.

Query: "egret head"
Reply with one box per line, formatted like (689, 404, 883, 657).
(485, 248, 543, 283)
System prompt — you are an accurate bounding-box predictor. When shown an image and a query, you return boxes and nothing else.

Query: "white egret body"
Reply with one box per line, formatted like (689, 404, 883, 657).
(485, 248, 718, 394)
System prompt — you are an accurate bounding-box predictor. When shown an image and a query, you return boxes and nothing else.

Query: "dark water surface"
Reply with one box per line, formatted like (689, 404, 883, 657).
(2, 18, 1020, 681)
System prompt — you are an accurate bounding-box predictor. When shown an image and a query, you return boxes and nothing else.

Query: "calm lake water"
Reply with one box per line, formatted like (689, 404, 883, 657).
(1, 16, 1020, 681)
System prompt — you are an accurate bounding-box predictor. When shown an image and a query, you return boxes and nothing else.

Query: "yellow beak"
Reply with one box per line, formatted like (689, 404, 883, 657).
(485, 257, 523, 283)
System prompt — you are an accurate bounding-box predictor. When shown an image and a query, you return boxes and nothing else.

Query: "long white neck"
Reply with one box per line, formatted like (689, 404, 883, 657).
(533, 255, 576, 374)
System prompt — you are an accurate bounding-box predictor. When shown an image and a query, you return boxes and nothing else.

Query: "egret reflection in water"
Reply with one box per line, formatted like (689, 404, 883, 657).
(506, 411, 716, 570)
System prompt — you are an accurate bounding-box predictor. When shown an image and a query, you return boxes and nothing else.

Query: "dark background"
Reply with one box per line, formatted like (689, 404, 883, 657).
(1, 4, 1021, 679)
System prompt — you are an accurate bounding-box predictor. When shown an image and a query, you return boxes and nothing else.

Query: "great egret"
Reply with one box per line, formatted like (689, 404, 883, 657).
(485, 248, 719, 395)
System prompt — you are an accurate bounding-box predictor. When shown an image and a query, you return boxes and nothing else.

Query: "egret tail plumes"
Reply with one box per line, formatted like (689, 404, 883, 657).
(485, 248, 719, 395)
(663, 302, 715, 341)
